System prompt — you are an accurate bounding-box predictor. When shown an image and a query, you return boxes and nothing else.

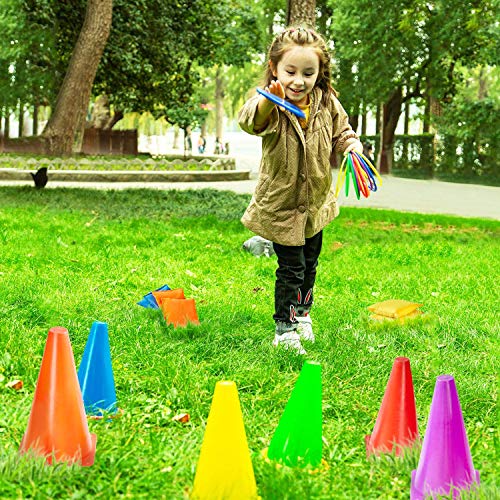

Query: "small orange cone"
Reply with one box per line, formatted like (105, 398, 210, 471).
(152, 288, 185, 307)
(19, 327, 97, 466)
(365, 357, 418, 456)
(161, 297, 200, 327)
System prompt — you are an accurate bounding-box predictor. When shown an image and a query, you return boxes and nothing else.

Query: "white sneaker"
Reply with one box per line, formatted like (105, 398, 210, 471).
(296, 315, 315, 342)
(273, 331, 306, 355)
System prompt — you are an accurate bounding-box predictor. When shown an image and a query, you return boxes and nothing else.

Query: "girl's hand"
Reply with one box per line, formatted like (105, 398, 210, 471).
(263, 80, 286, 112)
(344, 141, 363, 155)
(255, 80, 285, 129)
(266, 80, 285, 99)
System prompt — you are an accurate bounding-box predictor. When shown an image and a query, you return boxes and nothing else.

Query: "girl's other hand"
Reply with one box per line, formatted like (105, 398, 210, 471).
(344, 141, 363, 155)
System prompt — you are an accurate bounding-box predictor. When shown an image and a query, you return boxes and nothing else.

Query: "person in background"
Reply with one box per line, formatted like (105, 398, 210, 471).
(198, 135, 206, 154)
(238, 26, 363, 355)
(214, 137, 223, 155)
(184, 126, 192, 153)
(363, 142, 375, 164)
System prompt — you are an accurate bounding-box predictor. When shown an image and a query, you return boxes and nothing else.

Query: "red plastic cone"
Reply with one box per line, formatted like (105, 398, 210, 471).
(19, 327, 97, 466)
(365, 357, 418, 456)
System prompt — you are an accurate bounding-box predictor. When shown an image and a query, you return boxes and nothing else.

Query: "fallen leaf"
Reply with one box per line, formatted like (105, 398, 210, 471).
(172, 413, 190, 423)
(6, 379, 23, 390)
(252, 287, 264, 293)
(331, 241, 344, 251)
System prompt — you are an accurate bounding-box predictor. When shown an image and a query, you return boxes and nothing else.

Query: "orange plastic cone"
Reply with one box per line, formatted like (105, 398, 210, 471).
(365, 357, 418, 456)
(152, 288, 185, 307)
(161, 297, 200, 327)
(19, 327, 97, 466)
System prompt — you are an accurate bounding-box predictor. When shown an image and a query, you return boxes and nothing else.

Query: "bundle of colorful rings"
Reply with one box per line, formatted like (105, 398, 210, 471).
(335, 151, 383, 199)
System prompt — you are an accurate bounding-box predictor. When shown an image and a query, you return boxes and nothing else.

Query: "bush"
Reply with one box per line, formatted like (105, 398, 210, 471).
(435, 97, 499, 183)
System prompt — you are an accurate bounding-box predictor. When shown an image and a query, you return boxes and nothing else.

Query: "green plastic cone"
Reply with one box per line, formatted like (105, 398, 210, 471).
(267, 361, 322, 467)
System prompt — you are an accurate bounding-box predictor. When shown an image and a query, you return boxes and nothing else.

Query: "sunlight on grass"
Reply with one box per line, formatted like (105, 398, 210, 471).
(0, 187, 498, 499)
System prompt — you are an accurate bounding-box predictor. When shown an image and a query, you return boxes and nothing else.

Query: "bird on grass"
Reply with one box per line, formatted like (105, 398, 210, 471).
(31, 167, 48, 188)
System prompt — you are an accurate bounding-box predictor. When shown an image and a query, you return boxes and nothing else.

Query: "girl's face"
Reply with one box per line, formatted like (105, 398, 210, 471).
(272, 45, 320, 106)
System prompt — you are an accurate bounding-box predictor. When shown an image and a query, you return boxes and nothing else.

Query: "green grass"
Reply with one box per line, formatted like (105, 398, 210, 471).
(0, 187, 498, 499)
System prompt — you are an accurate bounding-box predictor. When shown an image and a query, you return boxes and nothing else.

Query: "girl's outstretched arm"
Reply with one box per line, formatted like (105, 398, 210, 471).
(254, 80, 285, 131)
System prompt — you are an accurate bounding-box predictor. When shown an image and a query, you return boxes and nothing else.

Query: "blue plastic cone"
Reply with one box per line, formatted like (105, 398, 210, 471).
(137, 284, 171, 308)
(77, 321, 118, 417)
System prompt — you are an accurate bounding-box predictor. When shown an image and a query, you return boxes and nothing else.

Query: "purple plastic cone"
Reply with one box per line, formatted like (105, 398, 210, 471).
(411, 375, 480, 499)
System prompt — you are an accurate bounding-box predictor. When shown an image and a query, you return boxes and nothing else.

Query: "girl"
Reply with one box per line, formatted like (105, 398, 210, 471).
(238, 27, 363, 355)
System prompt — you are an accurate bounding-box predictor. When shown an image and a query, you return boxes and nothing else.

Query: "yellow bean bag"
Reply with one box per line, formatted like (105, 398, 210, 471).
(368, 299, 423, 319)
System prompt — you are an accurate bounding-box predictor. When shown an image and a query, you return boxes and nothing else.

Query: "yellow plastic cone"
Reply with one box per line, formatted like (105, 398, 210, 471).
(191, 381, 258, 500)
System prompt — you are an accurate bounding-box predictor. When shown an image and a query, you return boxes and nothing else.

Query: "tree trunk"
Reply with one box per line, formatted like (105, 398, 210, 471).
(361, 110, 367, 135)
(423, 93, 431, 133)
(173, 126, 180, 149)
(375, 104, 381, 134)
(41, 0, 112, 155)
(18, 102, 24, 137)
(4, 112, 10, 139)
(402, 99, 410, 164)
(478, 66, 487, 99)
(404, 100, 409, 134)
(215, 66, 224, 143)
(287, 0, 316, 27)
(33, 102, 39, 136)
(349, 114, 359, 134)
(104, 109, 123, 130)
(377, 87, 403, 174)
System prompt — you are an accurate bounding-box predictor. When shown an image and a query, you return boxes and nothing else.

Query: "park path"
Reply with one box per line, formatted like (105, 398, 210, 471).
(1, 128, 499, 221)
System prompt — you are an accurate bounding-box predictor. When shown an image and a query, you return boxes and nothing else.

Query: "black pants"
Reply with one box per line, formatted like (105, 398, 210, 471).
(272, 231, 323, 324)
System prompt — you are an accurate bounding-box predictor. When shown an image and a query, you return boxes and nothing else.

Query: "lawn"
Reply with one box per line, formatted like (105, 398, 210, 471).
(0, 186, 498, 499)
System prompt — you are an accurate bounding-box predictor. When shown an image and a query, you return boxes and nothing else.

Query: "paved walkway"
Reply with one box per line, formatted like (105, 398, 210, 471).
(1, 175, 498, 220)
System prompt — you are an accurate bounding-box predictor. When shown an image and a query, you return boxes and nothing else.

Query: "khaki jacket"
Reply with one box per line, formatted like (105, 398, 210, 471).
(238, 87, 361, 246)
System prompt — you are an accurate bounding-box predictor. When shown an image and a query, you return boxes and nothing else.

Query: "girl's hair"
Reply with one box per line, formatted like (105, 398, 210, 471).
(263, 26, 337, 105)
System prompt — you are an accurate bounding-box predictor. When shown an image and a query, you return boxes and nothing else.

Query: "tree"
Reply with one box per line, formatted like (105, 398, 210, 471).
(287, 0, 316, 27)
(25, 0, 263, 138)
(39, 0, 111, 154)
(202, 1, 265, 141)
(0, 0, 57, 138)
(329, 0, 497, 173)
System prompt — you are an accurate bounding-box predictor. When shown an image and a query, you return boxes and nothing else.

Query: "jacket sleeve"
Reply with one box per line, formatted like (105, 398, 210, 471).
(330, 95, 363, 154)
(238, 93, 280, 136)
